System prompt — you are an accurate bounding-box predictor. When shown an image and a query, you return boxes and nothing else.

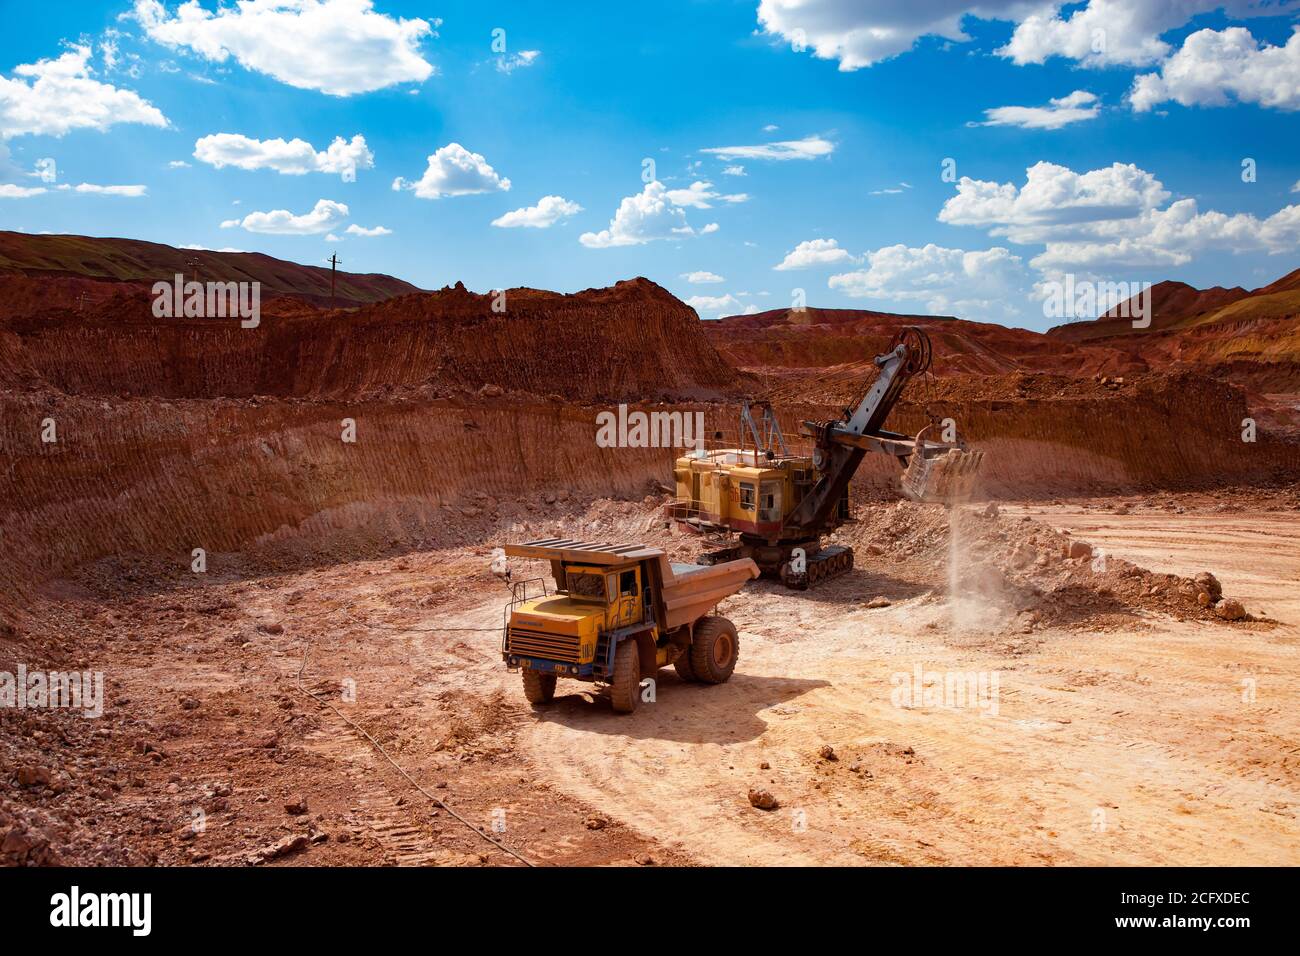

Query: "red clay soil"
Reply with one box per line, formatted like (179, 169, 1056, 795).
(706, 307, 1143, 379)
(0, 231, 420, 308)
(1, 276, 743, 403)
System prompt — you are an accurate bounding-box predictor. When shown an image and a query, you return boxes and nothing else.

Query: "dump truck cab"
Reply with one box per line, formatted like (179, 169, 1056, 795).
(501, 539, 757, 713)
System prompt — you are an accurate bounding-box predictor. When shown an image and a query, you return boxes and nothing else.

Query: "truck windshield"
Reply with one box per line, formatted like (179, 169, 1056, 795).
(565, 571, 607, 601)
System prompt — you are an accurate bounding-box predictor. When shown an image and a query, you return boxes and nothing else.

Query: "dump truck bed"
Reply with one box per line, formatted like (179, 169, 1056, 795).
(503, 539, 758, 631)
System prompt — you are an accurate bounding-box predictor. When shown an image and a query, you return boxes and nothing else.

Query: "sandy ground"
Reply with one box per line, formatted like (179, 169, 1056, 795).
(5, 498, 1297, 866)
(510, 506, 1299, 865)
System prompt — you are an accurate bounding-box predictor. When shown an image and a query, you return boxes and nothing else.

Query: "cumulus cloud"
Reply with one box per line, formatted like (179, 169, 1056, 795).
(829, 243, 1033, 323)
(1131, 27, 1300, 113)
(939, 161, 1171, 242)
(131, 0, 436, 96)
(757, 0, 1291, 71)
(222, 197, 348, 234)
(722, 165, 746, 176)
(193, 132, 374, 179)
(685, 293, 743, 318)
(681, 270, 725, 283)
(393, 143, 510, 199)
(664, 181, 749, 208)
(773, 238, 856, 270)
(757, 0, 1033, 70)
(344, 223, 390, 236)
(0, 43, 167, 138)
(978, 90, 1100, 129)
(491, 194, 581, 228)
(580, 181, 698, 248)
(700, 135, 834, 161)
(939, 159, 1300, 272)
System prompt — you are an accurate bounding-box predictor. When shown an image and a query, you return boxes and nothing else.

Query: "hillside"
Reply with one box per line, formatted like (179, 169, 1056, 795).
(0, 231, 420, 307)
(707, 306, 1139, 379)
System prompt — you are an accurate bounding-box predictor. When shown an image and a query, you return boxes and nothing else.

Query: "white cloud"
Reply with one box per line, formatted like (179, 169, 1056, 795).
(0, 184, 46, 198)
(757, 0, 1288, 71)
(345, 223, 390, 236)
(495, 50, 540, 73)
(939, 159, 1300, 272)
(664, 181, 749, 208)
(0, 43, 167, 138)
(686, 293, 743, 317)
(181, 243, 245, 252)
(393, 143, 510, 199)
(491, 195, 582, 228)
(1131, 27, 1300, 113)
(722, 165, 746, 176)
(829, 243, 1033, 323)
(168, 159, 191, 168)
(223, 198, 348, 234)
(979, 90, 1100, 130)
(762, 124, 779, 132)
(701, 222, 720, 234)
(757, 0, 1033, 71)
(938, 161, 1171, 242)
(681, 270, 725, 284)
(1293, 179, 1300, 193)
(131, 0, 436, 96)
(580, 181, 698, 248)
(774, 238, 856, 270)
(56, 183, 147, 196)
(700, 135, 834, 161)
(193, 132, 373, 179)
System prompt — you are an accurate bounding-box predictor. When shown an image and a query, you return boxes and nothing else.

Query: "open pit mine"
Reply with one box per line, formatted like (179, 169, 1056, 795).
(2, 232, 1298, 868)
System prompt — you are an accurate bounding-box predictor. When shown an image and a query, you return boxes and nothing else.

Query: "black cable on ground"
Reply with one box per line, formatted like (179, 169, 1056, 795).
(293, 637, 536, 867)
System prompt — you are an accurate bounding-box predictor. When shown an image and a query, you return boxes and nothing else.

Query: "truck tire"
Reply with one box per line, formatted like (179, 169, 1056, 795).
(522, 669, 556, 705)
(609, 641, 641, 713)
(689, 616, 739, 684)
(673, 649, 698, 683)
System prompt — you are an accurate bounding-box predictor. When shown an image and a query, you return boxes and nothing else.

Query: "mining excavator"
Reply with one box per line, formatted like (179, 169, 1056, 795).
(669, 326, 983, 589)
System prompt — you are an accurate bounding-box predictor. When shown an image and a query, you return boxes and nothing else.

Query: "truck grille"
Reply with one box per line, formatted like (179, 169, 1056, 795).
(506, 626, 580, 663)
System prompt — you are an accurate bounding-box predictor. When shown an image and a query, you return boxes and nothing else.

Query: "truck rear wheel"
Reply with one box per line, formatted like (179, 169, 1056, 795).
(673, 649, 698, 683)
(689, 616, 739, 684)
(522, 669, 556, 705)
(609, 641, 641, 713)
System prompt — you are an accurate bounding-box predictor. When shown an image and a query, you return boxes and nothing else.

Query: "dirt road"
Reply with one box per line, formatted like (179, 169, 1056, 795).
(511, 505, 1299, 865)
(8, 499, 1296, 866)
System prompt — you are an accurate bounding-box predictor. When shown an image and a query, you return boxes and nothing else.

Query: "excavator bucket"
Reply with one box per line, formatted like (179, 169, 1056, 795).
(900, 428, 984, 504)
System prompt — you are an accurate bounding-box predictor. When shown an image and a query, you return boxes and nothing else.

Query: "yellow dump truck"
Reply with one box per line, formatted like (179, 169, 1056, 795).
(500, 539, 758, 713)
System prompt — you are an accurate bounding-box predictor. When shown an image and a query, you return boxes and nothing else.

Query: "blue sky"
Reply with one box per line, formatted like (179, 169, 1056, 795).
(1, 0, 1298, 330)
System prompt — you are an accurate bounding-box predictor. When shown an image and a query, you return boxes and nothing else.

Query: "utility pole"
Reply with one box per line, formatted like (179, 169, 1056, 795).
(187, 256, 201, 284)
(328, 252, 341, 309)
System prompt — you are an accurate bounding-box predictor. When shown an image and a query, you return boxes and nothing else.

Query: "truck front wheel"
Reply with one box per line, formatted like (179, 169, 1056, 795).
(689, 617, 739, 684)
(522, 669, 557, 705)
(609, 641, 641, 713)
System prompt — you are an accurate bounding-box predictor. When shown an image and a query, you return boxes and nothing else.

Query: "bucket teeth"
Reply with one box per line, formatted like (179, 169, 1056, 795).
(902, 447, 984, 504)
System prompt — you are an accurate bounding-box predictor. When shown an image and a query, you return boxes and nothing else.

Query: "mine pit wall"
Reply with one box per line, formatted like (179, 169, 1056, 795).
(3, 377, 1295, 618)
(9, 290, 743, 404)
(0, 397, 675, 617)
(768, 374, 1297, 498)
